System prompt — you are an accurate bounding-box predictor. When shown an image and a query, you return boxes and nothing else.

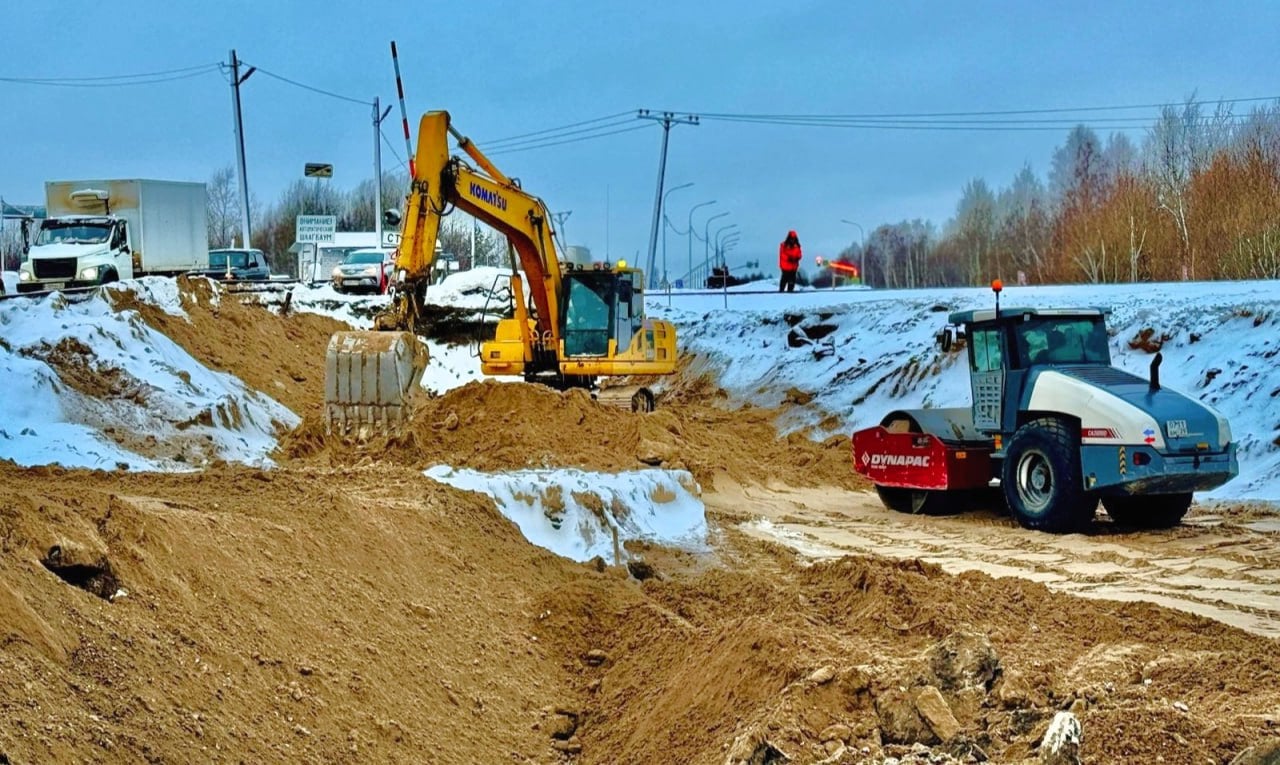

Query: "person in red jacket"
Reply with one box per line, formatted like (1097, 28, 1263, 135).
(778, 230, 802, 292)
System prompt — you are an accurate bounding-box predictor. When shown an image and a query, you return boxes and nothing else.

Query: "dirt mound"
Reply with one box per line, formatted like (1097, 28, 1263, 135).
(2, 461, 1278, 763)
(110, 277, 346, 416)
(535, 541, 1280, 764)
(0, 461, 587, 764)
(19, 337, 149, 403)
(282, 379, 863, 490)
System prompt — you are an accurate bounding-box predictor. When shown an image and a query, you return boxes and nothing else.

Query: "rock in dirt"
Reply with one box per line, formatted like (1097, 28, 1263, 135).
(819, 723, 851, 744)
(725, 730, 790, 764)
(635, 437, 677, 466)
(549, 712, 577, 740)
(583, 649, 608, 666)
(876, 688, 938, 746)
(1230, 740, 1280, 765)
(626, 559, 656, 581)
(913, 685, 962, 742)
(1039, 711, 1082, 765)
(551, 738, 583, 754)
(782, 387, 814, 406)
(926, 630, 1001, 692)
(807, 665, 836, 685)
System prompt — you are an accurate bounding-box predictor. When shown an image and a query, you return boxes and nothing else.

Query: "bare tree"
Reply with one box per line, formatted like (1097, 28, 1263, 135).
(1144, 97, 1232, 279)
(206, 165, 239, 248)
(954, 178, 997, 283)
(1050, 125, 1109, 207)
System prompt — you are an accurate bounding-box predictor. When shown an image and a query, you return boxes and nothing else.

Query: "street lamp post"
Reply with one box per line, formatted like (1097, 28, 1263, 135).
(719, 233, 740, 264)
(703, 211, 729, 277)
(661, 182, 693, 288)
(712, 223, 738, 268)
(686, 200, 716, 286)
(840, 219, 865, 286)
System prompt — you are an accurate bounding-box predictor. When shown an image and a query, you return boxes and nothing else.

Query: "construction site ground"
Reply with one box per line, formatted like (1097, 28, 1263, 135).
(2, 283, 1278, 764)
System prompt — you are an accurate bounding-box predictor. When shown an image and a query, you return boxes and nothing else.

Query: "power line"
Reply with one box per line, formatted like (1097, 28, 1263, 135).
(244, 63, 372, 106)
(486, 123, 655, 156)
(380, 128, 409, 172)
(479, 117, 638, 151)
(480, 111, 635, 146)
(0, 64, 220, 87)
(699, 115, 1259, 132)
(695, 94, 1280, 121)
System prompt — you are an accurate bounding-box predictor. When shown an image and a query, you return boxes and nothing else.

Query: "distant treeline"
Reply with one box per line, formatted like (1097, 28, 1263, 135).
(836, 99, 1280, 288)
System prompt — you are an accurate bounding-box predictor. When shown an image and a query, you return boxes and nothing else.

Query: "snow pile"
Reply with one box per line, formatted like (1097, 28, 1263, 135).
(654, 281, 1280, 501)
(0, 284, 297, 470)
(424, 465, 708, 562)
(425, 266, 531, 315)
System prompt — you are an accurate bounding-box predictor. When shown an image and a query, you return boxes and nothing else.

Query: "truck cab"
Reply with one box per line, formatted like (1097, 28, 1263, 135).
(17, 180, 206, 294)
(18, 213, 130, 292)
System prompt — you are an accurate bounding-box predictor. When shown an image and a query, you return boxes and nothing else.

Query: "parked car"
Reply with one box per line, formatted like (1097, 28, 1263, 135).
(332, 248, 394, 294)
(192, 248, 271, 281)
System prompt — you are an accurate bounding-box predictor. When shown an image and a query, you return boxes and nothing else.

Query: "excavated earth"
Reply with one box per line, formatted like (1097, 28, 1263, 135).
(2, 282, 1279, 764)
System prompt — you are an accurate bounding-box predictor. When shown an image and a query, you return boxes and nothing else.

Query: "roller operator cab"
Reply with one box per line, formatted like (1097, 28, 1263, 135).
(853, 298, 1238, 533)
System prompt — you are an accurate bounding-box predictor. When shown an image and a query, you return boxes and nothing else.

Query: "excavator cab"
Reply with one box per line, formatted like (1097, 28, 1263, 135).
(562, 267, 640, 357)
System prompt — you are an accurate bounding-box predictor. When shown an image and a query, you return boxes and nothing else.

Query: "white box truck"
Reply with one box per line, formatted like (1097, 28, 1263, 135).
(17, 179, 207, 293)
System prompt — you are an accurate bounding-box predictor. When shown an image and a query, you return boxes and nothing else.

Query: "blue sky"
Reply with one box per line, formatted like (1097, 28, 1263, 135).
(3, 1, 1278, 279)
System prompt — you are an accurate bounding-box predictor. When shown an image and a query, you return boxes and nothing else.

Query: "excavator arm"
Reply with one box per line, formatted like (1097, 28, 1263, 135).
(377, 111, 563, 345)
(325, 110, 677, 437)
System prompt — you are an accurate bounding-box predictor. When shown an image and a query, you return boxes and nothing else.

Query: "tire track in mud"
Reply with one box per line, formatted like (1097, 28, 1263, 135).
(712, 480, 1280, 637)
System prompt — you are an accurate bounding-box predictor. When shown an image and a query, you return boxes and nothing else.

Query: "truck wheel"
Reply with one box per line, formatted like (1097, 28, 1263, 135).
(1002, 418, 1096, 532)
(1102, 493, 1192, 529)
(875, 485, 955, 515)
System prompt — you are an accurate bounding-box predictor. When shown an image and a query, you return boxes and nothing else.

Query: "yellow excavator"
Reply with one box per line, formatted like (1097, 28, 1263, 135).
(324, 111, 678, 435)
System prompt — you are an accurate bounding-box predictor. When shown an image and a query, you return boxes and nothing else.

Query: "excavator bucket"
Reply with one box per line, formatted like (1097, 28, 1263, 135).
(324, 331, 429, 437)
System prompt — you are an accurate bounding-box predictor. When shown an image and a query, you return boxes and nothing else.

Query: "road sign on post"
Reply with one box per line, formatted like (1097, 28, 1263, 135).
(304, 163, 333, 178)
(296, 215, 336, 244)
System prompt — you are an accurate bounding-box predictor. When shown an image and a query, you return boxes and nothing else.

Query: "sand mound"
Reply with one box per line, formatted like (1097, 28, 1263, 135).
(111, 276, 347, 416)
(282, 379, 863, 490)
(2, 462, 1278, 763)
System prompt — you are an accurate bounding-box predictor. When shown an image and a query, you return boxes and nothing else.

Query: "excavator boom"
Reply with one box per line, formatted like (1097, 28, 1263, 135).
(325, 110, 677, 436)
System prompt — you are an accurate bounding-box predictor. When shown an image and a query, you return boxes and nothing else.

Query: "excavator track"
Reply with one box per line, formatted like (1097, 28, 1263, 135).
(595, 383, 657, 413)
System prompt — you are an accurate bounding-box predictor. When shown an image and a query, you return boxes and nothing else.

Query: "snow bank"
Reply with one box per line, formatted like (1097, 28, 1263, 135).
(0, 284, 297, 471)
(424, 465, 708, 562)
(653, 281, 1280, 501)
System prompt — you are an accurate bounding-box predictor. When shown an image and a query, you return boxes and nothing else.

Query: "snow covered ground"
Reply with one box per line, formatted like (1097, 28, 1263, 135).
(424, 465, 708, 562)
(653, 280, 1280, 501)
(0, 279, 297, 470)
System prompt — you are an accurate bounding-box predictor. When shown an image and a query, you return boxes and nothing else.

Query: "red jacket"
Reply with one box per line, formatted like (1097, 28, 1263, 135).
(779, 236, 802, 272)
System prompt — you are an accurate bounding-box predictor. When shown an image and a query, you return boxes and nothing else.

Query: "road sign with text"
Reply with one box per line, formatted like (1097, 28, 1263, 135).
(295, 215, 336, 244)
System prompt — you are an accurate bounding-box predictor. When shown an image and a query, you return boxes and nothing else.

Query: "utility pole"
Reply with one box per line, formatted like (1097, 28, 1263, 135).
(373, 97, 393, 248)
(638, 110, 699, 289)
(228, 49, 256, 249)
(552, 210, 572, 254)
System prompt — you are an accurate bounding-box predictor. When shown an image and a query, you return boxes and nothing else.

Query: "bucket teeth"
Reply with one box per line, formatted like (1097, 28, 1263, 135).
(324, 331, 428, 437)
